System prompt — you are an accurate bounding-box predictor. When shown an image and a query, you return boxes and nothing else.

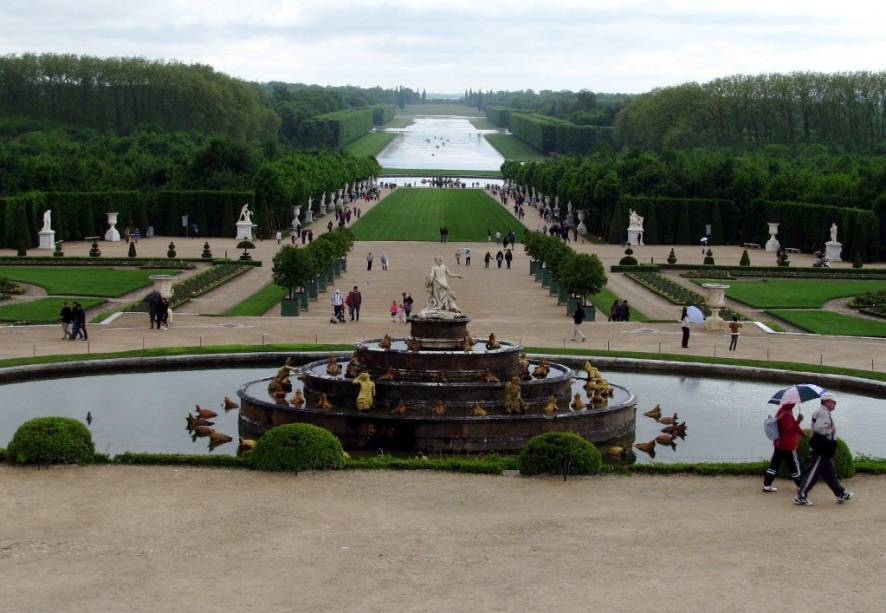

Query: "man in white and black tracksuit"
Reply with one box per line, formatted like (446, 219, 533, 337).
(795, 392, 853, 506)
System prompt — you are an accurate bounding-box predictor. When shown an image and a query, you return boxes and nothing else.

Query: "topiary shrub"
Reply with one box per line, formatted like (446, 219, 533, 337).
(518, 432, 602, 476)
(128, 241, 137, 258)
(852, 251, 863, 269)
(167, 241, 177, 258)
(201, 242, 213, 259)
(739, 249, 750, 266)
(777, 250, 790, 267)
(619, 246, 638, 266)
(666, 248, 677, 264)
(53, 241, 64, 258)
(777, 434, 854, 480)
(249, 423, 344, 472)
(703, 248, 715, 265)
(89, 239, 101, 258)
(7, 416, 95, 466)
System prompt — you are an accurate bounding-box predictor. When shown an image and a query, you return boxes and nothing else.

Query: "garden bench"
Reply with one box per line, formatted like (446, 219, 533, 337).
(742, 242, 761, 249)
(785, 247, 801, 254)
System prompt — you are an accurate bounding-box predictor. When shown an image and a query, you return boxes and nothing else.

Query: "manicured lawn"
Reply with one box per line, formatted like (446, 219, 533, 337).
(484, 133, 547, 162)
(344, 132, 396, 157)
(379, 168, 503, 178)
(382, 117, 414, 129)
(767, 310, 886, 337)
(0, 267, 179, 297)
(351, 188, 525, 241)
(224, 283, 288, 316)
(693, 278, 886, 309)
(588, 286, 648, 322)
(0, 297, 104, 324)
(468, 117, 497, 130)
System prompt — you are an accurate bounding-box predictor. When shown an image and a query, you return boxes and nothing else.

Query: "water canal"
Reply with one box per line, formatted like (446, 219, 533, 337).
(376, 116, 505, 171)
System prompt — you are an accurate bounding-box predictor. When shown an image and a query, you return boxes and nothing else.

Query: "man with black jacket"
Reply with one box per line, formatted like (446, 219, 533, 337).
(59, 302, 73, 339)
(572, 304, 587, 342)
(795, 393, 853, 506)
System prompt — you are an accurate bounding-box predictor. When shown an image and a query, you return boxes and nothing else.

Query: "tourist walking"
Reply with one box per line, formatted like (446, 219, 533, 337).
(275, 231, 282, 245)
(70, 302, 87, 341)
(350, 286, 362, 321)
(366, 251, 373, 271)
(331, 288, 344, 322)
(464, 247, 472, 266)
(729, 316, 742, 351)
(484, 252, 492, 268)
(455, 248, 462, 265)
(59, 302, 73, 339)
(609, 300, 619, 322)
(380, 252, 389, 271)
(680, 307, 690, 348)
(505, 249, 513, 269)
(404, 293, 414, 318)
(572, 303, 587, 342)
(496, 250, 504, 268)
(795, 393, 853, 506)
(762, 402, 803, 492)
(390, 299, 399, 323)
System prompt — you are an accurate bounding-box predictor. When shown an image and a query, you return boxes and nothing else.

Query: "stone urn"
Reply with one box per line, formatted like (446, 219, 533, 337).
(105, 212, 121, 242)
(702, 283, 729, 331)
(765, 222, 780, 252)
(150, 275, 176, 299)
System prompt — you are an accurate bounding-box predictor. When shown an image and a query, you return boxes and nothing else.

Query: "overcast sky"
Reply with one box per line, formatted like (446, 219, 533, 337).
(2, 0, 885, 94)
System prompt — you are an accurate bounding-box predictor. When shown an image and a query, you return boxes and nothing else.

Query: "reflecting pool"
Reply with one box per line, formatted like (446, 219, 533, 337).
(376, 116, 505, 171)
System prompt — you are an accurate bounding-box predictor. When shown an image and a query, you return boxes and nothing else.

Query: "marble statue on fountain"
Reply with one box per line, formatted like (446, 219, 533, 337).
(417, 256, 464, 320)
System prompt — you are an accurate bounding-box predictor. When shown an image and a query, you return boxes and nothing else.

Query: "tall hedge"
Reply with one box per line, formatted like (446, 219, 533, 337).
(298, 108, 374, 148)
(371, 104, 396, 125)
(618, 196, 738, 245)
(508, 112, 611, 154)
(486, 106, 512, 128)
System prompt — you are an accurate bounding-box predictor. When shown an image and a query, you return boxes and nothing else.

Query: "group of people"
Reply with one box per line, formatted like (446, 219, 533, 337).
(608, 300, 631, 322)
(488, 228, 517, 249)
(366, 252, 390, 271)
(389, 292, 414, 323)
(764, 392, 853, 507)
(484, 249, 513, 269)
(59, 302, 88, 341)
(149, 297, 171, 330)
(330, 286, 363, 323)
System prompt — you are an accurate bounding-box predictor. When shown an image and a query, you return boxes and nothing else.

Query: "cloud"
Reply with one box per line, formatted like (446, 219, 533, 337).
(1, 0, 885, 92)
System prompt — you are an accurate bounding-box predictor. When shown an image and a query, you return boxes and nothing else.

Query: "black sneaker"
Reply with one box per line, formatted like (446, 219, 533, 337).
(794, 496, 813, 507)
(837, 491, 853, 503)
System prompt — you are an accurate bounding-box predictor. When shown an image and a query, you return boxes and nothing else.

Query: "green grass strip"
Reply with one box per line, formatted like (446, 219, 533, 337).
(224, 283, 288, 316)
(468, 117, 497, 130)
(351, 188, 524, 242)
(692, 278, 886, 309)
(379, 168, 503, 178)
(343, 132, 396, 157)
(484, 133, 548, 161)
(0, 297, 105, 324)
(589, 286, 648, 322)
(0, 266, 179, 297)
(766, 310, 886, 338)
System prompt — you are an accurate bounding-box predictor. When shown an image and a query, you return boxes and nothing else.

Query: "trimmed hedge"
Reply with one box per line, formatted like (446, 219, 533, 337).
(298, 108, 374, 148)
(518, 432, 603, 476)
(249, 423, 345, 472)
(508, 112, 612, 154)
(619, 196, 738, 245)
(371, 104, 396, 126)
(6, 416, 95, 465)
(486, 106, 512, 128)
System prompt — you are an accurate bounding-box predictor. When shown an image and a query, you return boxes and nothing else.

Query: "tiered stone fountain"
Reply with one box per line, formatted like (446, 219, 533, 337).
(238, 257, 636, 452)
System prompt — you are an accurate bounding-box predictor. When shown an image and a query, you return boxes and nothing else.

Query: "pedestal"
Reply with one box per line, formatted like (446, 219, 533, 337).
(105, 212, 121, 242)
(149, 275, 176, 299)
(235, 221, 253, 240)
(38, 229, 56, 250)
(702, 283, 729, 331)
(305, 210, 314, 223)
(825, 241, 843, 262)
(627, 228, 644, 246)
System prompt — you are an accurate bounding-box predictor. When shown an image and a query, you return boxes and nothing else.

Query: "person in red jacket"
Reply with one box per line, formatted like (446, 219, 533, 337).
(762, 402, 804, 492)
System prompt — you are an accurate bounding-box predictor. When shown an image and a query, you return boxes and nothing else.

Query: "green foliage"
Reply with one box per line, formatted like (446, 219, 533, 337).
(344, 132, 396, 157)
(691, 278, 886, 309)
(113, 452, 248, 468)
(484, 134, 548, 161)
(703, 249, 715, 265)
(88, 239, 101, 258)
(558, 253, 607, 297)
(249, 424, 345, 472)
(739, 250, 750, 266)
(508, 112, 612, 154)
(777, 250, 790, 267)
(351, 189, 525, 241)
(166, 242, 176, 258)
(371, 104, 396, 125)
(777, 435, 854, 480)
(0, 297, 104, 324)
(485, 106, 512, 127)
(344, 453, 519, 474)
(15, 205, 31, 256)
(0, 266, 178, 297)
(297, 108, 374, 148)
(224, 283, 288, 316)
(518, 432, 602, 476)
(853, 251, 864, 269)
(619, 246, 638, 266)
(625, 271, 744, 319)
(127, 242, 137, 258)
(667, 248, 677, 264)
(272, 246, 318, 296)
(7, 416, 95, 465)
(766, 310, 886, 337)
(201, 242, 212, 259)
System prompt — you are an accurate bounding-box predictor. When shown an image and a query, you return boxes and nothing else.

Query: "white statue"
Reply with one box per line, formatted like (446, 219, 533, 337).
(238, 204, 253, 224)
(830, 223, 838, 243)
(419, 256, 463, 318)
(628, 209, 644, 229)
(42, 210, 52, 232)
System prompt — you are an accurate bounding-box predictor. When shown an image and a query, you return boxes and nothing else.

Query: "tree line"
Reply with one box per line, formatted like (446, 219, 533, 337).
(615, 72, 886, 151)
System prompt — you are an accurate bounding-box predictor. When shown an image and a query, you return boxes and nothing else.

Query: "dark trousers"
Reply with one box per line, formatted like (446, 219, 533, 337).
(354, 305, 360, 321)
(764, 448, 802, 486)
(681, 327, 690, 348)
(367, 261, 372, 271)
(729, 334, 739, 351)
(798, 450, 845, 498)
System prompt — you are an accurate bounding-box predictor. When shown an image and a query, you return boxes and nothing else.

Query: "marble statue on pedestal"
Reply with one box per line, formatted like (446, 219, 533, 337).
(825, 222, 843, 262)
(38, 209, 55, 249)
(417, 256, 463, 319)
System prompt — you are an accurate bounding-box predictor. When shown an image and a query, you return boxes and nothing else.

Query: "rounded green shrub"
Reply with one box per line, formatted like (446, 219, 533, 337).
(518, 432, 602, 476)
(666, 248, 677, 264)
(703, 249, 715, 265)
(249, 423, 344, 472)
(167, 241, 177, 258)
(128, 241, 137, 258)
(7, 417, 95, 465)
(619, 246, 638, 266)
(776, 434, 854, 480)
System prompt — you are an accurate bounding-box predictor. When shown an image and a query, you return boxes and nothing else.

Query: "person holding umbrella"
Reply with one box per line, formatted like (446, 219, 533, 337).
(681, 306, 704, 348)
(762, 401, 804, 492)
(795, 392, 853, 506)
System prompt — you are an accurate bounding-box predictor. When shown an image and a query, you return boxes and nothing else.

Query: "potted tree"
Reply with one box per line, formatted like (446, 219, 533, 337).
(272, 246, 318, 315)
(237, 240, 255, 261)
(559, 253, 607, 318)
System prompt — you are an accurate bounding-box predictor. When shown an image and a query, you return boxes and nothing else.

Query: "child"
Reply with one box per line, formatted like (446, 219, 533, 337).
(397, 302, 406, 324)
(390, 300, 398, 323)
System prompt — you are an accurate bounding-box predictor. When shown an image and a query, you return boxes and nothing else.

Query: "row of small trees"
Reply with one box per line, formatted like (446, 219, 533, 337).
(523, 232, 607, 302)
(271, 228, 355, 300)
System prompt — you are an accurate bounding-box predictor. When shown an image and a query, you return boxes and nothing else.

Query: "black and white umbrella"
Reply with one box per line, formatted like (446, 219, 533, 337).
(768, 383, 827, 406)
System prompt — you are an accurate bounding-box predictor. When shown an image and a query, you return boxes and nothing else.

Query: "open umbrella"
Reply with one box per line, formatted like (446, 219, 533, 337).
(768, 383, 827, 406)
(686, 305, 705, 324)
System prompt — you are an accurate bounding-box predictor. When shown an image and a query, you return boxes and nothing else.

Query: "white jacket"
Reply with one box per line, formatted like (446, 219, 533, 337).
(810, 406, 835, 439)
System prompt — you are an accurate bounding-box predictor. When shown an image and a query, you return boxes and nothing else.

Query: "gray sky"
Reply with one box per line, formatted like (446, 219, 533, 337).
(2, 0, 885, 93)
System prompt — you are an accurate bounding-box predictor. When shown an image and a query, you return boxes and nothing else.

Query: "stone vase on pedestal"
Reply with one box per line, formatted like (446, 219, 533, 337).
(702, 283, 729, 331)
(235, 221, 253, 240)
(105, 212, 121, 242)
(577, 210, 587, 234)
(765, 222, 780, 252)
(825, 241, 843, 262)
(149, 275, 176, 300)
(38, 229, 56, 250)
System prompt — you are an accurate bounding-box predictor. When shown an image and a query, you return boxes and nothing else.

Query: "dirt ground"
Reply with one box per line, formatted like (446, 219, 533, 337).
(0, 466, 883, 612)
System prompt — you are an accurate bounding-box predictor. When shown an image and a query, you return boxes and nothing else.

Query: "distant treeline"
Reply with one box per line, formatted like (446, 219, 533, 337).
(502, 146, 886, 260)
(466, 88, 629, 127)
(615, 72, 886, 151)
(0, 54, 279, 142)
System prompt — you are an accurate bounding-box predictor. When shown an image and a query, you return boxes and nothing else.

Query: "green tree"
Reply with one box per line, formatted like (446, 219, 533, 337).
(272, 246, 318, 298)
